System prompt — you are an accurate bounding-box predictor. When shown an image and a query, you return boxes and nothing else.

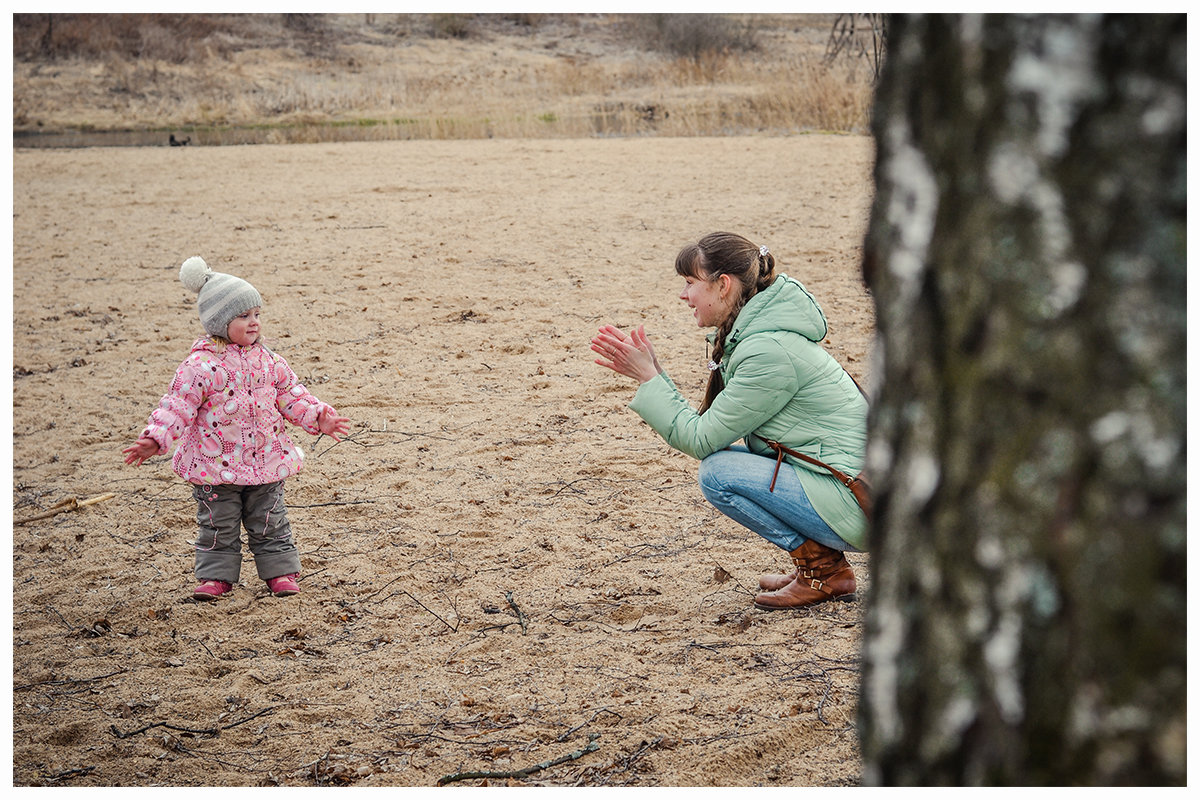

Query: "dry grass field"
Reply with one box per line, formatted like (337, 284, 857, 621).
(12, 13, 879, 143)
(10, 13, 880, 788)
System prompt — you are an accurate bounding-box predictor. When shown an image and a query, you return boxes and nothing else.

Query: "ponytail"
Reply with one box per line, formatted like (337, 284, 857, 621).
(757, 246, 776, 290)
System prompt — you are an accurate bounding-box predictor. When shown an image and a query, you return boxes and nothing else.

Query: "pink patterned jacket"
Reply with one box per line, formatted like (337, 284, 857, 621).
(141, 337, 334, 486)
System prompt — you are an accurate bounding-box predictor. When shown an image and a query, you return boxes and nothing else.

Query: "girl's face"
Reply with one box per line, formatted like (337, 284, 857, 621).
(679, 272, 734, 328)
(226, 307, 261, 347)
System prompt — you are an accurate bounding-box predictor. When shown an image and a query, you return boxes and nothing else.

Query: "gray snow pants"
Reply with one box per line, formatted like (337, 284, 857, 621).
(192, 481, 301, 584)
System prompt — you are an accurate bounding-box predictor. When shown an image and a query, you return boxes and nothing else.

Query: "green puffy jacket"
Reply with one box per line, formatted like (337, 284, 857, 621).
(629, 274, 868, 549)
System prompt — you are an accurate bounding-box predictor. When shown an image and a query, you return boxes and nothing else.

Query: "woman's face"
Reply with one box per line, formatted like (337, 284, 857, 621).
(679, 272, 733, 328)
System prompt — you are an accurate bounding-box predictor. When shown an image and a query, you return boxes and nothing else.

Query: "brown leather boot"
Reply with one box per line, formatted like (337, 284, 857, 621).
(758, 568, 798, 592)
(753, 540, 856, 610)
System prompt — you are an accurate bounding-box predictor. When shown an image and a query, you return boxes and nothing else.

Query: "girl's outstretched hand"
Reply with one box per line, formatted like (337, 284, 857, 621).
(591, 324, 661, 384)
(318, 407, 352, 441)
(122, 437, 159, 466)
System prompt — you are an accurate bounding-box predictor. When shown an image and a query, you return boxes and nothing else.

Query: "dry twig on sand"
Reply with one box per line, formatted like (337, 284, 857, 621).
(355, 575, 460, 632)
(437, 733, 601, 785)
(504, 590, 528, 635)
(39, 766, 96, 784)
(110, 706, 277, 740)
(14, 492, 116, 525)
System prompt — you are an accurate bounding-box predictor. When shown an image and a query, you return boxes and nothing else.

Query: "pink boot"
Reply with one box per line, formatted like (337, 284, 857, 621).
(266, 573, 300, 597)
(192, 579, 233, 601)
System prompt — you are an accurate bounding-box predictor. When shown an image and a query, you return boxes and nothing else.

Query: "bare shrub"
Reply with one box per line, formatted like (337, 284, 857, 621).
(503, 13, 544, 30)
(428, 14, 474, 39)
(631, 14, 759, 61)
(13, 13, 237, 63)
(824, 13, 888, 83)
(137, 20, 196, 64)
(283, 13, 323, 33)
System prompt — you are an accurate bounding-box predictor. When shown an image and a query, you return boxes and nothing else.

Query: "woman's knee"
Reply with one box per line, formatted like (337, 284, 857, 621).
(698, 452, 734, 501)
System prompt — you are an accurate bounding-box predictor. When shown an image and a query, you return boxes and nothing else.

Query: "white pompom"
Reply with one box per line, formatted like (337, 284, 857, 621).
(179, 256, 211, 293)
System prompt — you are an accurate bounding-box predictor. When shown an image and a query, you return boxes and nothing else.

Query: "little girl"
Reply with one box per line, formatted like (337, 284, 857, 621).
(123, 257, 350, 601)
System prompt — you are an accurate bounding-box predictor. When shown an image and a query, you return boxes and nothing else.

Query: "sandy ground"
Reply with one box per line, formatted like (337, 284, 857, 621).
(10, 134, 875, 786)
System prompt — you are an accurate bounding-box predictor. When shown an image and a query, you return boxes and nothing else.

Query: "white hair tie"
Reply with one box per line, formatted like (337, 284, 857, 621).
(759, 244, 769, 257)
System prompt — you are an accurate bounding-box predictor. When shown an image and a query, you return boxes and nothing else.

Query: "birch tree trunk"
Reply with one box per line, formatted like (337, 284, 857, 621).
(858, 14, 1186, 785)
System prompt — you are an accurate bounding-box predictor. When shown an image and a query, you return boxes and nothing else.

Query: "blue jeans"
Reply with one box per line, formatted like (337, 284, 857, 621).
(698, 446, 860, 554)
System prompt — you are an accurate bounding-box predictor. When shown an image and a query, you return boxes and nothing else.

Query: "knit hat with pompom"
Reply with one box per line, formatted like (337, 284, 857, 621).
(179, 256, 263, 339)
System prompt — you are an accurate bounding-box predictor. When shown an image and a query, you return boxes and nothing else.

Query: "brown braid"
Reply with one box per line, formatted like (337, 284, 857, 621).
(674, 232, 777, 414)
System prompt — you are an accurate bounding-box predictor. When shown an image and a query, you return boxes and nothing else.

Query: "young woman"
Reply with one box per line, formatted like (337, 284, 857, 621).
(591, 231, 868, 610)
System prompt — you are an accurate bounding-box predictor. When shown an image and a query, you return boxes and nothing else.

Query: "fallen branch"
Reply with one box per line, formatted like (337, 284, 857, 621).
(401, 590, 459, 632)
(40, 765, 96, 784)
(358, 578, 459, 632)
(14, 667, 129, 692)
(437, 733, 600, 786)
(110, 705, 276, 740)
(557, 707, 621, 742)
(505, 591, 528, 635)
(616, 736, 664, 776)
(15, 492, 115, 525)
(288, 499, 376, 509)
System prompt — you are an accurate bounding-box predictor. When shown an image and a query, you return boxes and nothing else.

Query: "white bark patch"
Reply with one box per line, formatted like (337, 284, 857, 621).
(1138, 434, 1180, 472)
(1042, 261, 1088, 317)
(1141, 86, 1185, 136)
(1030, 182, 1073, 271)
(1090, 411, 1130, 444)
(984, 611, 1025, 723)
(1091, 408, 1180, 474)
(985, 566, 1035, 723)
(975, 532, 1005, 569)
(1007, 17, 1103, 158)
(987, 143, 1039, 204)
(936, 696, 979, 749)
(1130, 413, 1180, 471)
(987, 143, 1087, 318)
(867, 436, 893, 477)
(906, 452, 940, 506)
(883, 118, 939, 290)
(865, 605, 905, 742)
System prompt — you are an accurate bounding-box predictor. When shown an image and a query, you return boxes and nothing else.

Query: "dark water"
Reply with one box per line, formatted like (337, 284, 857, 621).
(12, 110, 794, 149)
(12, 126, 414, 149)
(12, 116, 644, 149)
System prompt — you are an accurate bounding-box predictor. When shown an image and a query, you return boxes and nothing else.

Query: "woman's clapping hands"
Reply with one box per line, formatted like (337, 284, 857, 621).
(591, 324, 661, 384)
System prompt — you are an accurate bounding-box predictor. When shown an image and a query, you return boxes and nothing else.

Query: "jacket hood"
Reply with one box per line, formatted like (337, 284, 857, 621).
(190, 336, 220, 355)
(189, 336, 262, 356)
(725, 274, 828, 350)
